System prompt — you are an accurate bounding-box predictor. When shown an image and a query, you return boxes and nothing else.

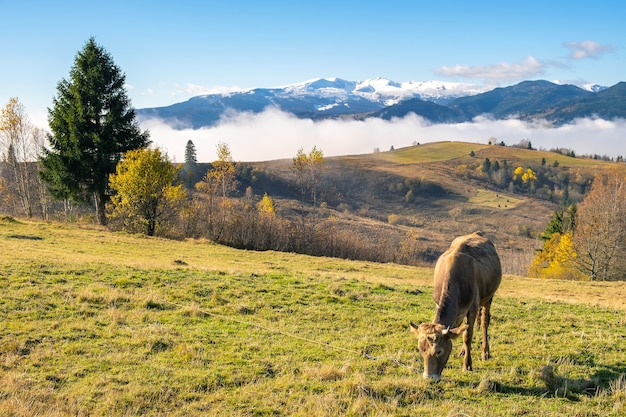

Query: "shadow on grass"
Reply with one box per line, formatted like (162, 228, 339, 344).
(480, 362, 626, 400)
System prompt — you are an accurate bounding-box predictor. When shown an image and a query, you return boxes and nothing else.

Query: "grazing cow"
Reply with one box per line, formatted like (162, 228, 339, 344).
(410, 231, 502, 381)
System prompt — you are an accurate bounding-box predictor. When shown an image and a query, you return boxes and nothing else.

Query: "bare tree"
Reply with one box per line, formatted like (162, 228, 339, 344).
(573, 173, 626, 280)
(0, 98, 37, 217)
(292, 146, 324, 250)
(197, 142, 238, 240)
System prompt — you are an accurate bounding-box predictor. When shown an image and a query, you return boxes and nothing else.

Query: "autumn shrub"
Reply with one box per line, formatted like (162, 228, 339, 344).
(108, 148, 187, 236)
(528, 232, 585, 280)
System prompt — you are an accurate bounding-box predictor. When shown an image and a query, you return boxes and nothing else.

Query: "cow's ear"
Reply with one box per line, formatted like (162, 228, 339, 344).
(446, 325, 468, 339)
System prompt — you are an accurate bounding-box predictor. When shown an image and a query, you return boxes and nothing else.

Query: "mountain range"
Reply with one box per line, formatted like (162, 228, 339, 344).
(136, 78, 624, 129)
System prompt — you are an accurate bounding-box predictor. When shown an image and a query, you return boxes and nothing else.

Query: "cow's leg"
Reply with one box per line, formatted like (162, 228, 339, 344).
(463, 308, 477, 371)
(481, 297, 493, 360)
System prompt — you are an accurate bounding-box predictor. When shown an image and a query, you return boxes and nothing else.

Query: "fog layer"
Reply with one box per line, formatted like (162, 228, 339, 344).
(140, 108, 626, 163)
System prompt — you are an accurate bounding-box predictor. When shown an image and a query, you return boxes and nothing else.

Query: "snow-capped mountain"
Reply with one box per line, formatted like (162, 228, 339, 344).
(137, 77, 486, 129)
(358, 78, 485, 105)
(552, 80, 606, 93)
(279, 77, 485, 105)
(136, 77, 617, 129)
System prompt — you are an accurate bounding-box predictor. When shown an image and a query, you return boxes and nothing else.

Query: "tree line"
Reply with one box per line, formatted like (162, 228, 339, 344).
(455, 154, 594, 206)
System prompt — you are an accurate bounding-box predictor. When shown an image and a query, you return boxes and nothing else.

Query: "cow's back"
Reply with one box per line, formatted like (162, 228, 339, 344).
(434, 232, 502, 307)
(459, 232, 502, 302)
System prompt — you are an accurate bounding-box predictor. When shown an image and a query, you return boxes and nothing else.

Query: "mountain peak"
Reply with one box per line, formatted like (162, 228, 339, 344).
(136, 77, 617, 130)
(284, 77, 355, 92)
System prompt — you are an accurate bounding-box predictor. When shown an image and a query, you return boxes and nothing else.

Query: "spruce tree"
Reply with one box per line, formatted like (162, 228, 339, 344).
(181, 140, 198, 189)
(184, 140, 198, 165)
(40, 38, 149, 225)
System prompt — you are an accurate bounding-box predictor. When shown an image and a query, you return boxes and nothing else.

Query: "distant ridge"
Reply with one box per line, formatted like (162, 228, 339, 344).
(136, 78, 621, 129)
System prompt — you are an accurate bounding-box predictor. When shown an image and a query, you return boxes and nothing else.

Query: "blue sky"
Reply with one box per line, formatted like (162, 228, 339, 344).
(1, 0, 625, 161)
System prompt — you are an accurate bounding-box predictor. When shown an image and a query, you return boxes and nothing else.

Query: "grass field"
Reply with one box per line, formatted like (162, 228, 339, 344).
(1, 218, 625, 416)
(369, 142, 490, 164)
(473, 145, 618, 168)
(469, 189, 522, 209)
(365, 141, 618, 168)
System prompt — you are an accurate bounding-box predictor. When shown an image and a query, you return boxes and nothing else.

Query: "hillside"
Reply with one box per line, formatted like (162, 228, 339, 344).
(1, 218, 625, 416)
(447, 80, 592, 121)
(240, 141, 624, 275)
(553, 81, 626, 122)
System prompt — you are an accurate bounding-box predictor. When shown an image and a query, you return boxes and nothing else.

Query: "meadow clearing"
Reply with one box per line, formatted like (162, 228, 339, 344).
(0, 217, 625, 416)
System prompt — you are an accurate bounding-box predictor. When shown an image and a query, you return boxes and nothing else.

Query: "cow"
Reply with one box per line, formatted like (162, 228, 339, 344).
(410, 231, 502, 381)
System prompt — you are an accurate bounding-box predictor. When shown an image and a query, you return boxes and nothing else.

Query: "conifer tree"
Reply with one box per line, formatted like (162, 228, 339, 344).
(40, 38, 149, 225)
(182, 140, 199, 189)
(184, 140, 198, 165)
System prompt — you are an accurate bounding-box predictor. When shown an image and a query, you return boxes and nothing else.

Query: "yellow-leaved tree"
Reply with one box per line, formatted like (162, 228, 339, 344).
(108, 148, 186, 236)
(513, 166, 537, 192)
(528, 232, 584, 280)
(257, 192, 275, 216)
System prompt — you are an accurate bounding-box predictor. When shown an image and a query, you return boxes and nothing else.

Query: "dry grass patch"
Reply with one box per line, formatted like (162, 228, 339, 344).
(469, 188, 522, 209)
(303, 363, 350, 382)
(499, 275, 626, 311)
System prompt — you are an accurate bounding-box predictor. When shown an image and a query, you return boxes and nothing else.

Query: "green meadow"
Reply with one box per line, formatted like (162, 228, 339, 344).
(1, 218, 625, 416)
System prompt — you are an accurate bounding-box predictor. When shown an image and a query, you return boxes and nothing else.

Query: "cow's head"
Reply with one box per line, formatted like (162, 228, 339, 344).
(409, 322, 467, 381)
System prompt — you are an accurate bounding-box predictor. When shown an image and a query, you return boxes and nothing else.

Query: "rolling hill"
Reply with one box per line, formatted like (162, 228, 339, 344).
(237, 141, 625, 275)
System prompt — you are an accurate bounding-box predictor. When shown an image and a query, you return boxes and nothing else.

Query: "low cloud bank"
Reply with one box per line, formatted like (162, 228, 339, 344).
(140, 108, 626, 163)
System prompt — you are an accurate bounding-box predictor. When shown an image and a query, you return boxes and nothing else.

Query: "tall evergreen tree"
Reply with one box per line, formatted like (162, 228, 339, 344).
(184, 140, 197, 165)
(181, 140, 198, 189)
(40, 38, 149, 225)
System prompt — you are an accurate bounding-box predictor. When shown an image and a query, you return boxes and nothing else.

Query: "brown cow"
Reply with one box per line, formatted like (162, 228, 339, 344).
(410, 231, 502, 381)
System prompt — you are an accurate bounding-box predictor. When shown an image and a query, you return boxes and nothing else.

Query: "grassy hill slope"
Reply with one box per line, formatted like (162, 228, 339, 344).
(247, 141, 624, 274)
(1, 218, 625, 416)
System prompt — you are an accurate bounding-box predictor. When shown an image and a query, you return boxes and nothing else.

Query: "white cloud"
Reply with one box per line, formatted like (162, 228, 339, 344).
(141, 109, 626, 163)
(434, 56, 546, 83)
(564, 40, 613, 60)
